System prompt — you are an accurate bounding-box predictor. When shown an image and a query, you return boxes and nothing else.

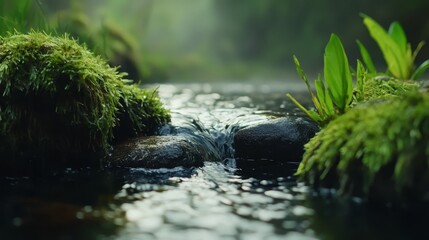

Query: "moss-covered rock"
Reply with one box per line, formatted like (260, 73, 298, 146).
(113, 84, 171, 142)
(297, 92, 429, 203)
(0, 31, 170, 170)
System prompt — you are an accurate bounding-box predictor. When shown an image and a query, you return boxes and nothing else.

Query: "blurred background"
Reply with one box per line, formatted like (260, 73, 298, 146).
(1, 0, 429, 82)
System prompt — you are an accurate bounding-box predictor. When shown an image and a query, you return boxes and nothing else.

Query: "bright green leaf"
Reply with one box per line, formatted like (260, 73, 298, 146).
(363, 15, 411, 79)
(315, 76, 334, 116)
(388, 21, 407, 53)
(323, 34, 353, 112)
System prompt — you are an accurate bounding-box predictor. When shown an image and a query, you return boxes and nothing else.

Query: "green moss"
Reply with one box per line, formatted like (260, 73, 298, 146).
(297, 92, 429, 202)
(113, 85, 171, 142)
(0, 31, 170, 166)
(355, 76, 419, 103)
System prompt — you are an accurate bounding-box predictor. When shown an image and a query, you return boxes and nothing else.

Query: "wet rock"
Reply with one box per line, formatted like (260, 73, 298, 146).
(108, 135, 207, 168)
(233, 117, 319, 162)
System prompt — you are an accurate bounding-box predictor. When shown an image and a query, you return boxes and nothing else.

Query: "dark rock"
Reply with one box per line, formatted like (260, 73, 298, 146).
(108, 135, 207, 168)
(233, 116, 319, 162)
(234, 158, 301, 179)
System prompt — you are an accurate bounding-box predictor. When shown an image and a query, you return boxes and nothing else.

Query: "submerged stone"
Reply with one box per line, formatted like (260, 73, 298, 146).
(233, 116, 319, 163)
(109, 135, 207, 168)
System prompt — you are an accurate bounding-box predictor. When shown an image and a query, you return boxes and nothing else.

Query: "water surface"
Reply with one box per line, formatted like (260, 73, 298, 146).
(1, 82, 428, 240)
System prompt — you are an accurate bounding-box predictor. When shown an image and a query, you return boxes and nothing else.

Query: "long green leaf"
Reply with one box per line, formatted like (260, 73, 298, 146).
(293, 55, 312, 95)
(293, 55, 321, 111)
(315, 75, 334, 116)
(356, 40, 376, 73)
(363, 15, 411, 79)
(286, 93, 322, 123)
(323, 34, 353, 111)
(388, 21, 407, 53)
(411, 60, 429, 80)
(356, 60, 366, 102)
(412, 41, 425, 62)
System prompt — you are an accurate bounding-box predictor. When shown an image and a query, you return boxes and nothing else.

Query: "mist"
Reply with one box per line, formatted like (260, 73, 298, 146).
(34, 0, 429, 82)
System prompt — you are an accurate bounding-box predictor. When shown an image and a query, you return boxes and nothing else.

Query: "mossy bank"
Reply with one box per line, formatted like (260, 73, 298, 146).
(0, 32, 170, 172)
(289, 15, 429, 205)
(297, 91, 429, 203)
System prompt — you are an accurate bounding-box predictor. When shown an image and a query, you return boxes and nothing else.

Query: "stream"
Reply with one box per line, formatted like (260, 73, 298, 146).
(1, 82, 428, 240)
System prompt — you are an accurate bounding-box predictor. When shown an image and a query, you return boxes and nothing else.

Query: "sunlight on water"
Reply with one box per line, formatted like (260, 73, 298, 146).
(115, 162, 317, 240)
(109, 82, 317, 239)
(4, 82, 425, 240)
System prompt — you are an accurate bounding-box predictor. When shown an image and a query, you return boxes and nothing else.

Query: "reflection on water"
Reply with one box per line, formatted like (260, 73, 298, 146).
(1, 82, 428, 240)
(111, 82, 316, 239)
(116, 163, 316, 240)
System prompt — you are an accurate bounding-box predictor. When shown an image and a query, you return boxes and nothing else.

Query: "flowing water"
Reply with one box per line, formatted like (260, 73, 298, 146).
(1, 82, 428, 240)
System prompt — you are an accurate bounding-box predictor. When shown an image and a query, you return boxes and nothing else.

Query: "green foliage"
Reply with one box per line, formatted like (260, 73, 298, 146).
(324, 34, 353, 111)
(0, 0, 50, 34)
(360, 15, 429, 80)
(292, 14, 429, 204)
(289, 15, 425, 126)
(287, 34, 353, 126)
(297, 92, 429, 202)
(362, 15, 412, 79)
(0, 31, 170, 164)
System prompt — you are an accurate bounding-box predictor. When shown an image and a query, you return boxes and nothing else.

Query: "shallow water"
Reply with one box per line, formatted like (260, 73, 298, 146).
(1, 82, 428, 240)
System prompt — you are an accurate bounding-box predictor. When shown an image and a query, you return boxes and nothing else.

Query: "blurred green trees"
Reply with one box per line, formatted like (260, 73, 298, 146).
(3, 0, 428, 81)
(214, 0, 429, 78)
(0, 0, 48, 33)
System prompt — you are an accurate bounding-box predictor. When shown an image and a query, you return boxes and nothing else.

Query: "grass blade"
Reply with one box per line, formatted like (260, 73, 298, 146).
(356, 40, 377, 73)
(412, 41, 425, 62)
(356, 59, 366, 101)
(293, 55, 322, 110)
(315, 76, 334, 116)
(286, 93, 322, 123)
(411, 60, 429, 80)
